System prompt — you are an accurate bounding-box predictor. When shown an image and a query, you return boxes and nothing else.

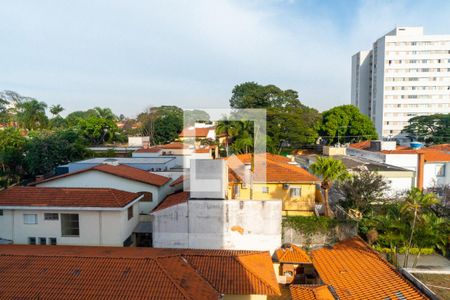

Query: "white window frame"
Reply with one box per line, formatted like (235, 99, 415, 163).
(23, 214, 38, 224)
(435, 164, 446, 177)
(290, 187, 302, 198)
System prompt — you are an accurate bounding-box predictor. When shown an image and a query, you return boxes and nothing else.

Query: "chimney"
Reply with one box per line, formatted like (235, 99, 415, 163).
(35, 175, 45, 183)
(417, 152, 425, 190)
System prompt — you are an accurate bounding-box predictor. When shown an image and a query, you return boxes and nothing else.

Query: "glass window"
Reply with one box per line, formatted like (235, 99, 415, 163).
(61, 214, 80, 237)
(233, 185, 240, 197)
(0, 209, 3, 216)
(28, 237, 36, 245)
(261, 186, 269, 193)
(44, 213, 59, 221)
(24, 214, 37, 224)
(290, 187, 302, 198)
(436, 164, 446, 177)
(128, 206, 134, 220)
(49, 238, 57, 245)
(39, 237, 46, 245)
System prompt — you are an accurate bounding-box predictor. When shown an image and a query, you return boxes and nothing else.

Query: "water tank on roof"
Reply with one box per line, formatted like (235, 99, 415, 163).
(410, 142, 423, 150)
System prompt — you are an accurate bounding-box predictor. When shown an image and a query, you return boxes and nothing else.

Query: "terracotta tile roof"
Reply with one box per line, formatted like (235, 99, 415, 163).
(194, 148, 211, 153)
(311, 237, 426, 300)
(170, 175, 185, 187)
(274, 243, 312, 264)
(179, 127, 213, 137)
(135, 146, 162, 153)
(426, 143, 450, 152)
(31, 163, 170, 187)
(421, 149, 450, 162)
(349, 140, 371, 150)
(0, 186, 140, 208)
(290, 285, 336, 300)
(0, 245, 280, 299)
(152, 191, 190, 212)
(227, 153, 319, 183)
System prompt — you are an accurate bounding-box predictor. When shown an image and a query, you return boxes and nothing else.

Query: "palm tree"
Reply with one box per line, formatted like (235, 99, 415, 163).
(216, 120, 239, 157)
(400, 188, 439, 268)
(310, 156, 349, 217)
(49, 104, 64, 117)
(15, 99, 48, 130)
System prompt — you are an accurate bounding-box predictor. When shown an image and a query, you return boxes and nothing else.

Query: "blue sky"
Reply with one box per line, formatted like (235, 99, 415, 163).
(1, 0, 450, 117)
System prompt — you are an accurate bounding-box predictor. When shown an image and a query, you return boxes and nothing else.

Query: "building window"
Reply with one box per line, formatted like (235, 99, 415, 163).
(436, 164, 446, 177)
(128, 206, 134, 220)
(49, 238, 57, 245)
(0, 209, 3, 216)
(28, 237, 36, 245)
(138, 192, 153, 202)
(24, 214, 38, 224)
(233, 185, 240, 197)
(61, 214, 80, 237)
(39, 237, 46, 245)
(44, 213, 59, 221)
(290, 187, 302, 198)
(261, 186, 269, 193)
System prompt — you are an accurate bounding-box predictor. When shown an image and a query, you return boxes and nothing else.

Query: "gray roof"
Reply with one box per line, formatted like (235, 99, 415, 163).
(72, 157, 176, 165)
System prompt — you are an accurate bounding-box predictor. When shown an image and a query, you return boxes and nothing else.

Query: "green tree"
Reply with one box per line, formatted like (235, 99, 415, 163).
(138, 106, 183, 145)
(183, 109, 211, 127)
(310, 156, 349, 217)
(335, 170, 390, 214)
(49, 104, 64, 117)
(24, 130, 88, 176)
(402, 113, 450, 144)
(400, 188, 439, 268)
(320, 105, 377, 144)
(0, 98, 9, 124)
(76, 116, 118, 145)
(66, 109, 99, 126)
(15, 99, 48, 130)
(0, 128, 26, 187)
(229, 82, 321, 152)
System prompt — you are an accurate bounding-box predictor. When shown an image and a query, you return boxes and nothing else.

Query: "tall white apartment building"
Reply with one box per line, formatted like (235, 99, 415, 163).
(351, 27, 450, 140)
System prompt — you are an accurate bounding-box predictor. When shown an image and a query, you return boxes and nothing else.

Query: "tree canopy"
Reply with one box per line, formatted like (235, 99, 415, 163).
(320, 105, 377, 144)
(402, 113, 450, 144)
(229, 82, 321, 152)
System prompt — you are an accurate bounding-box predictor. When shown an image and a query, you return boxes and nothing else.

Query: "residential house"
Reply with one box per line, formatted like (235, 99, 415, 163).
(348, 140, 450, 190)
(273, 243, 316, 285)
(298, 151, 416, 195)
(151, 159, 282, 253)
(31, 163, 173, 214)
(0, 187, 142, 246)
(179, 125, 216, 148)
(0, 245, 281, 300)
(227, 153, 320, 216)
(286, 237, 426, 299)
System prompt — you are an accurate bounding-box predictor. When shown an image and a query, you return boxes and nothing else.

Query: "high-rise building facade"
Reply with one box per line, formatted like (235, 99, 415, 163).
(351, 27, 450, 140)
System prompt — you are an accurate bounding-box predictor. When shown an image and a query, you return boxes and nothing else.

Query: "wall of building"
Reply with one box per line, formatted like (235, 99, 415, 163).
(36, 171, 168, 213)
(228, 183, 316, 216)
(0, 205, 138, 246)
(424, 162, 450, 189)
(152, 199, 282, 253)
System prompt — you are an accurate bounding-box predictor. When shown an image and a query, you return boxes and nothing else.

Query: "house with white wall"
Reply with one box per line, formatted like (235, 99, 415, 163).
(31, 163, 173, 214)
(0, 187, 142, 246)
(151, 159, 282, 253)
(348, 140, 450, 191)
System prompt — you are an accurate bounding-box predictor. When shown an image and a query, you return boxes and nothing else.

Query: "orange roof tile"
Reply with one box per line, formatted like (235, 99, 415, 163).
(290, 285, 335, 300)
(349, 140, 371, 150)
(274, 244, 312, 264)
(152, 191, 190, 212)
(0, 187, 139, 208)
(0, 245, 280, 299)
(227, 153, 319, 183)
(170, 175, 185, 187)
(421, 149, 450, 162)
(179, 127, 213, 137)
(311, 237, 426, 300)
(426, 144, 450, 152)
(31, 164, 170, 187)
